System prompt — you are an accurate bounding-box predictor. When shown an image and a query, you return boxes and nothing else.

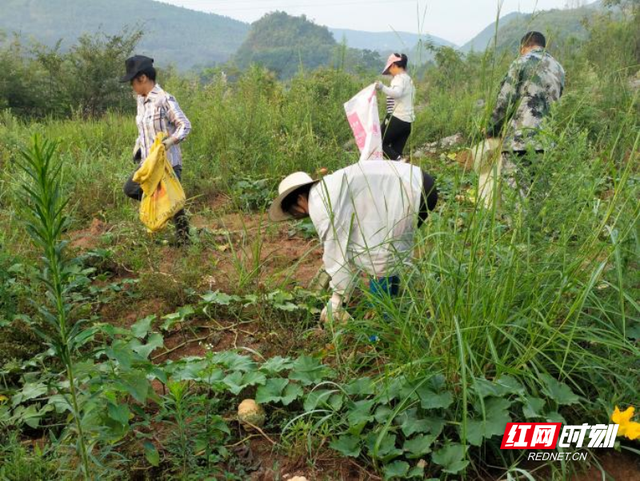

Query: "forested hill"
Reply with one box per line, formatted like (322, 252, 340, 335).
(234, 12, 340, 78)
(0, 0, 250, 70)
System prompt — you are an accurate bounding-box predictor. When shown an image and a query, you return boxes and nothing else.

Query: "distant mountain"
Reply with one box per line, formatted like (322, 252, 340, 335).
(460, 12, 524, 53)
(461, 1, 604, 53)
(329, 28, 456, 52)
(0, 0, 249, 70)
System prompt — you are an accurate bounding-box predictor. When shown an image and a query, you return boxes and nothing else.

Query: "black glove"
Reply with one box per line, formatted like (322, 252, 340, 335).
(132, 148, 142, 163)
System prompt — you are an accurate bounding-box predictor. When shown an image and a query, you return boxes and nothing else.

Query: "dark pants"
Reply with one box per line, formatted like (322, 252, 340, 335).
(418, 170, 438, 228)
(123, 165, 189, 237)
(382, 115, 412, 160)
(369, 276, 400, 298)
(502, 150, 542, 199)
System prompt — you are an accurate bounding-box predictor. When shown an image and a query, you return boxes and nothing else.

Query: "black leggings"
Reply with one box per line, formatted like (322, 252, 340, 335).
(418, 171, 438, 228)
(382, 115, 412, 160)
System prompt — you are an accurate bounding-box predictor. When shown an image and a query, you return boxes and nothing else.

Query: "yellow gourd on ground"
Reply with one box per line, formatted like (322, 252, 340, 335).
(237, 399, 266, 428)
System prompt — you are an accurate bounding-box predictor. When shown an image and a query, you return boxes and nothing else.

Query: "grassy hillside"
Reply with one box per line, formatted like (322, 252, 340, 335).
(0, 0, 249, 70)
(460, 12, 524, 53)
(461, 1, 604, 52)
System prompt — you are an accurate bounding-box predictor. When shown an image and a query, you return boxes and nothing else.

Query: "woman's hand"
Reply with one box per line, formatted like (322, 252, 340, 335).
(162, 136, 177, 149)
(375, 81, 384, 91)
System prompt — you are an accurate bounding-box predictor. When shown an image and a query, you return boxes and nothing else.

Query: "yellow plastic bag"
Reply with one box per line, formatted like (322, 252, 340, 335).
(133, 134, 186, 232)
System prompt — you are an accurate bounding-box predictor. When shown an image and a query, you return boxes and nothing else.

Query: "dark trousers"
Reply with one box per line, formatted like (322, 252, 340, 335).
(123, 165, 189, 236)
(382, 115, 412, 160)
(418, 170, 438, 228)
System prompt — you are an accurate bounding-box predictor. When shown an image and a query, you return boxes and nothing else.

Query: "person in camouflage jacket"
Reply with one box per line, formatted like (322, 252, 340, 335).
(488, 31, 565, 199)
(488, 31, 565, 153)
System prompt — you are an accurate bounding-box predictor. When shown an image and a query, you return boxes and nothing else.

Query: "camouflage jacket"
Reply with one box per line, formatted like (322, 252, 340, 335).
(488, 48, 565, 152)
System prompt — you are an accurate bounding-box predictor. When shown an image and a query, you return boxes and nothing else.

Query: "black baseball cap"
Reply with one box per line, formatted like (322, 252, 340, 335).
(120, 55, 154, 83)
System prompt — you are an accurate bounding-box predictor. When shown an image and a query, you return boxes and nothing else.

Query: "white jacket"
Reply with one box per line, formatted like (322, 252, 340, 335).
(308, 161, 424, 295)
(381, 72, 415, 123)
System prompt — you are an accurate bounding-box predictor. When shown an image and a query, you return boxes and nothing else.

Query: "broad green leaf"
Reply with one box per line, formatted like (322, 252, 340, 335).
(144, 442, 160, 467)
(484, 397, 512, 419)
(169, 360, 211, 381)
(522, 396, 545, 418)
(211, 352, 256, 372)
(161, 312, 183, 331)
(254, 378, 302, 405)
(210, 415, 231, 435)
(119, 371, 149, 403)
(432, 443, 469, 474)
(256, 378, 289, 404)
(401, 418, 433, 437)
(465, 419, 485, 446)
(281, 383, 303, 406)
(201, 290, 239, 305)
(260, 356, 293, 374)
(149, 366, 168, 384)
(304, 389, 335, 411)
(12, 382, 47, 407)
(395, 408, 433, 437)
(344, 377, 375, 396)
(375, 405, 395, 424)
(242, 370, 267, 387)
(131, 332, 164, 359)
(465, 397, 512, 446)
(330, 434, 361, 457)
(289, 355, 332, 385)
(540, 374, 580, 405)
(347, 399, 376, 426)
(407, 466, 427, 478)
(108, 403, 130, 426)
(223, 372, 246, 395)
(403, 434, 436, 459)
(131, 315, 155, 338)
(496, 375, 524, 394)
(377, 376, 408, 403)
(177, 305, 195, 318)
(329, 393, 344, 411)
(383, 460, 409, 480)
(418, 388, 453, 410)
(15, 404, 47, 429)
(366, 432, 401, 461)
(545, 410, 566, 423)
(47, 394, 72, 414)
(106, 340, 133, 369)
(474, 375, 524, 398)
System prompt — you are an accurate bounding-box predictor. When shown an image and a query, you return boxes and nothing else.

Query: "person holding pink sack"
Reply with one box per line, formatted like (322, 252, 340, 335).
(375, 53, 415, 162)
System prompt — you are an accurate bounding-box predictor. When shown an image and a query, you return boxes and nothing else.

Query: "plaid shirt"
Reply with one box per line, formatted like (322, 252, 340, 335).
(135, 84, 191, 167)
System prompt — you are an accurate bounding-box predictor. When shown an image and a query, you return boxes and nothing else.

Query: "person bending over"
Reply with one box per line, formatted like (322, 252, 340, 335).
(269, 161, 437, 323)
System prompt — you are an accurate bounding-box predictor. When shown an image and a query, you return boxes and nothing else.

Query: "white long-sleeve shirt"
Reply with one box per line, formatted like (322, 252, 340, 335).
(381, 72, 415, 123)
(308, 161, 424, 295)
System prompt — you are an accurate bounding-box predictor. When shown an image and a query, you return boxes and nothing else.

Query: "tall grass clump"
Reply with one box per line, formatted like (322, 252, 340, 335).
(17, 135, 91, 477)
(345, 101, 639, 476)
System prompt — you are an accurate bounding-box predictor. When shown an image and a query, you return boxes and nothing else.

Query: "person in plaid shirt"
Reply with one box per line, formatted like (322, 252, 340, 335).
(121, 55, 192, 245)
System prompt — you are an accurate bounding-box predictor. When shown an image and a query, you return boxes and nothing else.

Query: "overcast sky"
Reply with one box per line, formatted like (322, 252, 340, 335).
(161, 0, 579, 45)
